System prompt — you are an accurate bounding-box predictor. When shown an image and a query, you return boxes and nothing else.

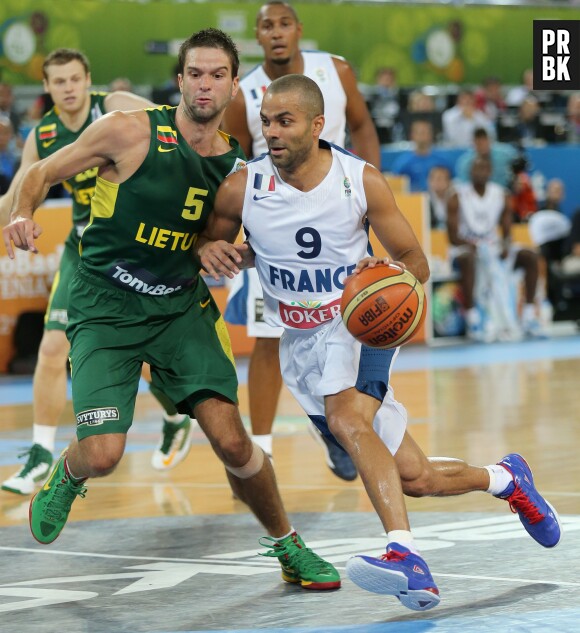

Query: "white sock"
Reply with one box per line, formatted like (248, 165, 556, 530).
(252, 434, 273, 457)
(32, 424, 57, 453)
(522, 303, 536, 321)
(485, 464, 513, 496)
(163, 413, 186, 424)
(272, 527, 295, 541)
(387, 530, 419, 555)
(64, 457, 87, 483)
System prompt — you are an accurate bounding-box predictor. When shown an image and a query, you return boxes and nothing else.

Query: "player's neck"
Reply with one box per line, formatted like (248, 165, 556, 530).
(263, 52, 304, 80)
(278, 147, 332, 192)
(175, 107, 227, 157)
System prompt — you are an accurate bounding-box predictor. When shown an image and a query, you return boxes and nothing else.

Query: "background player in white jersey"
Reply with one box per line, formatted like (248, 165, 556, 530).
(447, 156, 545, 342)
(195, 74, 561, 612)
(221, 0, 380, 480)
(0, 49, 191, 496)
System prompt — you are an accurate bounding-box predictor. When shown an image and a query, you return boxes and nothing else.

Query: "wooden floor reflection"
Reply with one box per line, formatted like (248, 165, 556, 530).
(1, 352, 579, 528)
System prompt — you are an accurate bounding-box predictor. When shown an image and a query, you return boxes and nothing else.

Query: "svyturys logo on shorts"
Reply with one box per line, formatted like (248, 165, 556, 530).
(77, 408, 120, 426)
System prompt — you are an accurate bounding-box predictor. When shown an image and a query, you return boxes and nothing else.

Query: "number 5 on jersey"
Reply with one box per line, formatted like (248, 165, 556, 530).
(182, 187, 208, 221)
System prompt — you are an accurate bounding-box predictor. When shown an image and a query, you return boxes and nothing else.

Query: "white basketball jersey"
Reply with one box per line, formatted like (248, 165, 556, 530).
(243, 143, 368, 331)
(241, 51, 348, 157)
(456, 182, 506, 244)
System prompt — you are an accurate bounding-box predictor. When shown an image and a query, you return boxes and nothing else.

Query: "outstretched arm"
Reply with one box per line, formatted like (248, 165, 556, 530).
(363, 164, 429, 284)
(221, 91, 253, 159)
(195, 168, 250, 280)
(334, 57, 381, 170)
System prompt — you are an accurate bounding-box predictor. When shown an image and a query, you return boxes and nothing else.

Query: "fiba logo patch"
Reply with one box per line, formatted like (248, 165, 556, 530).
(533, 20, 580, 90)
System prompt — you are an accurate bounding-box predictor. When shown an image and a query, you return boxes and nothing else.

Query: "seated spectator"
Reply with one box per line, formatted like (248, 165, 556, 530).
(561, 210, 580, 274)
(474, 76, 506, 123)
(541, 178, 565, 212)
(428, 165, 454, 230)
(515, 96, 542, 145)
(368, 67, 400, 143)
(151, 63, 181, 106)
(505, 68, 534, 107)
(565, 92, 580, 144)
(510, 155, 538, 222)
(442, 89, 495, 147)
(407, 90, 435, 113)
(456, 127, 517, 188)
(390, 119, 453, 192)
(0, 83, 22, 141)
(0, 115, 20, 194)
(447, 156, 545, 341)
(108, 77, 134, 93)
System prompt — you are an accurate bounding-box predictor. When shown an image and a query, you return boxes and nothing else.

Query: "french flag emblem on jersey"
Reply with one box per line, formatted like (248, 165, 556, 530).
(250, 86, 268, 100)
(253, 174, 275, 192)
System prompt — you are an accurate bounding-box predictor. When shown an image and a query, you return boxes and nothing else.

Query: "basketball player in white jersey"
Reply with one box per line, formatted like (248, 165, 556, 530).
(221, 1, 380, 480)
(195, 75, 561, 612)
(447, 156, 545, 341)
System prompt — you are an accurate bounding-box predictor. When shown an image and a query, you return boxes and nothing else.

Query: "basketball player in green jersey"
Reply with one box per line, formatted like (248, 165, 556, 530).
(0, 49, 191, 496)
(3, 29, 340, 591)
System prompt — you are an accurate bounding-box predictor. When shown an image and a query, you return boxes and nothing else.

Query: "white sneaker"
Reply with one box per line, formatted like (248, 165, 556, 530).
(1, 444, 53, 495)
(151, 416, 194, 471)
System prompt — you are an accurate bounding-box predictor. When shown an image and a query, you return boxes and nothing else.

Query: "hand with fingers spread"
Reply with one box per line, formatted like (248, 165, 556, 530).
(199, 240, 254, 281)
(351, 256, 406, 277)
(2, 215, 43, 258)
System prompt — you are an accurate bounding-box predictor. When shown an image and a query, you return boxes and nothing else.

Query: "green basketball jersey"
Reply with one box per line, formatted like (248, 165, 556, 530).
(79, 106, 246, 295)
(36, 92, 108, 243)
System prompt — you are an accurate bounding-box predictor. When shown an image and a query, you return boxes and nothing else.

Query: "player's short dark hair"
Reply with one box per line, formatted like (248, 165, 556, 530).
(266, 74, 324, 117)
(43, 49, 90, 79)
(256, 2, 300, 26)
(178, 28, 240, 79)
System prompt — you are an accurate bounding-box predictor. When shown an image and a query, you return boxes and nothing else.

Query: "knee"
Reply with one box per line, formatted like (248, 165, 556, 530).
(78, 437, 124, 477)
(38, 330, 69, 363)
(216, 433, 253, 468)
(326, 413, 367, 449)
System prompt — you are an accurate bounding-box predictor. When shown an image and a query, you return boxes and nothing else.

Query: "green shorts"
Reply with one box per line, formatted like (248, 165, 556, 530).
(67, 264, 238, 440)
(45, 235, 80, 331)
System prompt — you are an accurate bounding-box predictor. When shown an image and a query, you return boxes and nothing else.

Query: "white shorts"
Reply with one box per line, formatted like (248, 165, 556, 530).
(224, 268, 283, 339)
(279, 316, 407, 455)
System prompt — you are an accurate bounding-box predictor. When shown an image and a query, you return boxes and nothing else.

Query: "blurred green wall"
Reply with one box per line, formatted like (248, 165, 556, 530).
(0, 1, 577, 86)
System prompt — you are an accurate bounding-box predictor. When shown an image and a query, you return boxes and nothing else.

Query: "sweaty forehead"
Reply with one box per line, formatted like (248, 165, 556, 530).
(184, 47, 231, 70)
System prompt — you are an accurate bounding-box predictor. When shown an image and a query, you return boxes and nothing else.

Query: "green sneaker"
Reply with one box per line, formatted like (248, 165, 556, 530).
(151, 416, 193, 471)
(1, 444, 53, 495)
(259, 532, 341, 590)
(29, 453, 87, 545)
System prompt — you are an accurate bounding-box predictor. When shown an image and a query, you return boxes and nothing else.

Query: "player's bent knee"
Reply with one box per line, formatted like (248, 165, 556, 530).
(38, 330, 70, 363)
(224, 442, 264, 479)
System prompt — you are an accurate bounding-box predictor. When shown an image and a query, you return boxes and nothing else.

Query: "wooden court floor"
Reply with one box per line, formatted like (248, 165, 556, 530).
(1, 337, 580, 632)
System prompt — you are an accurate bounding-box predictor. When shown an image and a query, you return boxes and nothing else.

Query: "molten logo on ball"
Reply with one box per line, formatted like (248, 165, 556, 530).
(340, 264, 426, 349)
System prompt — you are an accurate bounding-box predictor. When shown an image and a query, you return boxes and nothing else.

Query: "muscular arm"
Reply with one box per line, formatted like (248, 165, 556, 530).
(3, 110, 149, 257)
(364, 165, 429, 284)
(194, 169, 249, 279)
(0, 131, 39, 225)
(221, 91, 253, 158)
(334, 57, 381, 170)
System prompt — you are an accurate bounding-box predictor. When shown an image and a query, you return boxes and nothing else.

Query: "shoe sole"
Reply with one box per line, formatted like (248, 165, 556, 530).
(1, 468, 51, 496)
(1, 484, 30, 496)
(307, 423, 357, 482)
(346, 557, 440, 611)
(281, 571, 341, 591)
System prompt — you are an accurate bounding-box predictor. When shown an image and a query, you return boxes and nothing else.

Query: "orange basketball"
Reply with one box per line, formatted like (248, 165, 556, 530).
(340, 263, 426, 349)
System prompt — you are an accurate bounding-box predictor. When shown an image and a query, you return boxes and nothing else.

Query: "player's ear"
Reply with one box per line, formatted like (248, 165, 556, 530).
(312, 114, 325, 138)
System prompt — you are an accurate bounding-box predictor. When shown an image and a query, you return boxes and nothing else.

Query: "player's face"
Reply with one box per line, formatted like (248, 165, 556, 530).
(43, 60, 91, 115)
(260, 91, 321, 172)
(179, 47, 239, 124)
(256, 5, 302, 65)
(471, 160, 491, 186)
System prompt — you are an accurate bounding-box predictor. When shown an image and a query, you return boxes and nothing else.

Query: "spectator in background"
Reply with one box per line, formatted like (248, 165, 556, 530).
(407, 90, 435, 113)
(565, 93, 580, 144)
(369, 67, 400, 143)
(474, 76, 506, 123)
(541, 178, 565, 212)
(456, 127, 517, 188)
(391, 120, 453, 192)
(0, 115, 20, 194)
(108, 77, 134, 93)
(428, 165, 454, 230)
(442, 89, 495, 147)
(151, 62, 181, 105)
(510, 155, 537, 223)
(515, 96, 542, 145)
(0, 83, 22, 139)
(506, 68, 534, 107)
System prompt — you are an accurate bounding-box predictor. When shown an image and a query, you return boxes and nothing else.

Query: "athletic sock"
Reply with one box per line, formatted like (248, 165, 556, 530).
(485, 464, 513, 495)
(252, 434, 273, 457)
(64, 457, 87, 484)
(387, 530, 420, 556)
(272, 527, 296, 541)
(32, 424, 57, 453)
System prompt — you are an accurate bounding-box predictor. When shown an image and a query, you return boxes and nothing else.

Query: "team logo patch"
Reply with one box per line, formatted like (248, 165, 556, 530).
(342, 176, 352, 199)
(250, 85, 268, 101)
(38, 124, 57, 141)
(156, 125, 178, 145)
(77, 407, 120, 427)
(228, 157, 247, 176)
(253, 173, 275, 192)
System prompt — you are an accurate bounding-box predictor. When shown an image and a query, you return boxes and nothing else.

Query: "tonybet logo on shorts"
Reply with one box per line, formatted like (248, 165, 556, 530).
(77, 408, 120, 427)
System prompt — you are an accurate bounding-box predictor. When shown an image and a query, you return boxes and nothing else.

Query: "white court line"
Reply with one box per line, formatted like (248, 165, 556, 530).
(0, 546, 578, 588)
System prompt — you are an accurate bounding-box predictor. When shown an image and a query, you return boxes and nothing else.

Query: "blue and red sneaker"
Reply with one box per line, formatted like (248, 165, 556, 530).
(346, 544, 440, 611)
(496, 453, 561, 548)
